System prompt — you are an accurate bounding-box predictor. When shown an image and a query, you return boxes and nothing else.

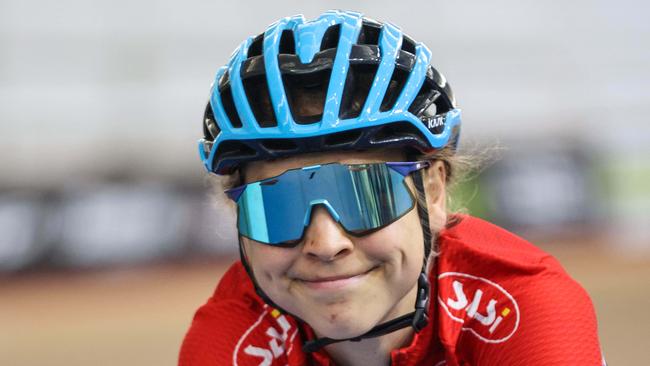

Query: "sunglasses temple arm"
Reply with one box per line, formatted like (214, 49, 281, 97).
(225, 185, 246, 201)
(386, 161, 431, 177)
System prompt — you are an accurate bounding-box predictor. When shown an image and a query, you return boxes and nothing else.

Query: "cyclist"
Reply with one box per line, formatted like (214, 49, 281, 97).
(180, 10, 605, 366)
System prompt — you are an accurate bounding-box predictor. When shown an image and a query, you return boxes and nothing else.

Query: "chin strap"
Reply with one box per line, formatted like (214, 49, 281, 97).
(238, 238, 287, 311)
(237, 166, 433, 354)
(302, 269, 430, 353)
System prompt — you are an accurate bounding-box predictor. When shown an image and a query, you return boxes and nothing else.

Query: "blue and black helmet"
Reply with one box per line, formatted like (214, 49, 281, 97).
(200, 10, 461, 175)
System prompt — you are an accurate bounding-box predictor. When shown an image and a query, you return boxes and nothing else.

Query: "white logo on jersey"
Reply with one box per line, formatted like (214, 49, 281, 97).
(234, 307, 297, 366)
(243, 314, 291, 364)
(438, 272, 520, 343)
(447, 280, 501, 330)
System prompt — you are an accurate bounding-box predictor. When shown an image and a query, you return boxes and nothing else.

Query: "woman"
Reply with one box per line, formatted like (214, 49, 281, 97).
(181, 11, 605, 366)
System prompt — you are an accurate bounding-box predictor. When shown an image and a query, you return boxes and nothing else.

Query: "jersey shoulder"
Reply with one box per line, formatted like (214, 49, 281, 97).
(435, 215, 603, 365)
(439, 214, 556, 268)
(179, 261, 307, 366)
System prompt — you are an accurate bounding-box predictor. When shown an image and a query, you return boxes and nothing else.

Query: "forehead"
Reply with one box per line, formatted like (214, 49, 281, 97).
(243, 149, 407, 183)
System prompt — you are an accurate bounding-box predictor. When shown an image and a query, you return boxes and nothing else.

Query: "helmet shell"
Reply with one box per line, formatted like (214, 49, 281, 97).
(200, 10, 461, 174)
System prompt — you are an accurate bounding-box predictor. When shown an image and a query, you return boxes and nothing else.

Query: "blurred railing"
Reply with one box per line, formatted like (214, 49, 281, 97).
(2, 140, 648, 273)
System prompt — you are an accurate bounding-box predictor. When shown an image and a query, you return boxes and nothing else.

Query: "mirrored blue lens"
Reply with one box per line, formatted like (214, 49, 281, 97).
(234, 162, 416, 245)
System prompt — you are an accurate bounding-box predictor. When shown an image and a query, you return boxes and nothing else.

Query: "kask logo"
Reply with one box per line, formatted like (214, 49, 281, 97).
(427, 116, 445, 130)
(438, 272, 520, 343)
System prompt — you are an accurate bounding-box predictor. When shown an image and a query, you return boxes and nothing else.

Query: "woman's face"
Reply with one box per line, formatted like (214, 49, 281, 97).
(240, 150, 446, 339)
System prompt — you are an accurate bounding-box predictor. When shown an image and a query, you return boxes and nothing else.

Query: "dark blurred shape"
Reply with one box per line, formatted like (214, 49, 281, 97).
(481, 141, 601, 237)
(0, 179, 238, 273)
(0, 192, 45, 271)
(54, 183, 189, 267)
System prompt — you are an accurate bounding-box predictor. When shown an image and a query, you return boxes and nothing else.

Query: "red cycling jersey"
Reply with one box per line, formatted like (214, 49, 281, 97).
(179, 215, 605, 365)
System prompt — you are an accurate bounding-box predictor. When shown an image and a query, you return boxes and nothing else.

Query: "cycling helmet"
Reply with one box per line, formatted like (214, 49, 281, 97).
(199, 10, 461, 175)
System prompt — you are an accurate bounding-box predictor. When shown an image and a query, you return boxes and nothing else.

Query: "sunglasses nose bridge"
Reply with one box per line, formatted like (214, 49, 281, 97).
(302, 199, 341, 227)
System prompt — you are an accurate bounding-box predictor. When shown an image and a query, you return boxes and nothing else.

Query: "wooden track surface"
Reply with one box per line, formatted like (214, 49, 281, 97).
(1, 247, 648, 365)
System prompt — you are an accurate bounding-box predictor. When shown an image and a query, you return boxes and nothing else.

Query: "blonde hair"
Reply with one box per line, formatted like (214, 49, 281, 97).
(415, 143, 494, 214)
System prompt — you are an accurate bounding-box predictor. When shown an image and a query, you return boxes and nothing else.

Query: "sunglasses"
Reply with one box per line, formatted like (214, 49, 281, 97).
(225, 161, 430, 246)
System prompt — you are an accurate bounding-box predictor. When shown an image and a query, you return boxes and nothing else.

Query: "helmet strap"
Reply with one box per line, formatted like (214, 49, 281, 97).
(301, 263, 430, 353)
(238, 237, 288, 312)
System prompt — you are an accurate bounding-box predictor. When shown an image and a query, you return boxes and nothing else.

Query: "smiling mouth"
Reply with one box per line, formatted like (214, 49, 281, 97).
(296, 267, 378, 291)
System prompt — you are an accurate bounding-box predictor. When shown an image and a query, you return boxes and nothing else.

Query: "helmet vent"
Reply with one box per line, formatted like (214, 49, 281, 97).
(259, 139, 298, 152)
(282, 68, 331, 124)
(408, 82, 440, 116)
(220, 83, 243, 128)
(248, 34, 264, 58)
(357, 22, 380, 46)
(279, 30, 296, 55)
(320, 25, 341, 51)
(401, 35, 417, 55)
(339, 64, 378, 119)
(379, 67, 409, 112)
(428, 66, 448, 90)
(369, 121, 424, 144)
(423, 101, 438, 117)
(218, 140, 257, 158)
(242, 74, 277, 127)
(323, 128, 363, 147)
(203, 103, 221, 139)
(218, 69, 230, 90)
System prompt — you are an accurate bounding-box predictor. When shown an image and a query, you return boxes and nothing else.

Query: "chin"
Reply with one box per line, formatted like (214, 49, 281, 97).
(305, 305, 380, 340)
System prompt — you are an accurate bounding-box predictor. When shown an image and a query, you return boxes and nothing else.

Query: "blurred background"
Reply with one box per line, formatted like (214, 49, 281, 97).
(1, 0, 649, 364)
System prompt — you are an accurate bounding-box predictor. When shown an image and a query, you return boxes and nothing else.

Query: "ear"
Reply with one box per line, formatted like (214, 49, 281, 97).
(422, 160, 448, 232)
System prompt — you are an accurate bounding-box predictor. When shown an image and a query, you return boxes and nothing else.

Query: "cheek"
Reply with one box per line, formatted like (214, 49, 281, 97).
(357, 209, 424, 267)
(242, 239, 295, 283)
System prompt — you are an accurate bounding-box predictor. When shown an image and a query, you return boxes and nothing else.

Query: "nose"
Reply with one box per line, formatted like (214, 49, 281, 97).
(302, 205, 354, 261)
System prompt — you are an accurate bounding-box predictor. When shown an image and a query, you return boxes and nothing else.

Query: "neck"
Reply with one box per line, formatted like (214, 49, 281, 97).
(321, 281, 419, 366)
